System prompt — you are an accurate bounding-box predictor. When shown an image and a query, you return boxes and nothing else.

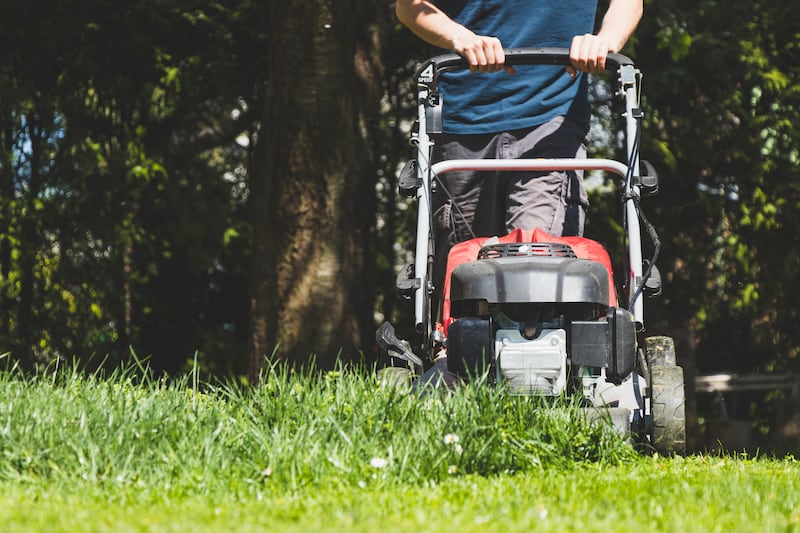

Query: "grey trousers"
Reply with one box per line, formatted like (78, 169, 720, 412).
(431, 115, 589, 306)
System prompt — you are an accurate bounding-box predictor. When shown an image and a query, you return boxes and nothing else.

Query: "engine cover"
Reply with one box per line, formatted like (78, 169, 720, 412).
(495, 328, 567, 395)
(450, 256, 610, 306)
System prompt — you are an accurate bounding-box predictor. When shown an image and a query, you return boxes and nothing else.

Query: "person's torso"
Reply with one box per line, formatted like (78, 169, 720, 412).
(434, 0, 598, 134)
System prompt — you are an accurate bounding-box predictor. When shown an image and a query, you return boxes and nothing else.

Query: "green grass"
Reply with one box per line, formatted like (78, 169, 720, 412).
(0, 360, 798, 531)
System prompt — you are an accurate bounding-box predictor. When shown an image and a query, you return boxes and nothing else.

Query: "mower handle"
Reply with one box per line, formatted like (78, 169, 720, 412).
(415, 47, 634, 83)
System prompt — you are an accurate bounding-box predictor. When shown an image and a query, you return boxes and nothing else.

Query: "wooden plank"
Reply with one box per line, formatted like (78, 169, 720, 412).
(695, 373, 800, 393)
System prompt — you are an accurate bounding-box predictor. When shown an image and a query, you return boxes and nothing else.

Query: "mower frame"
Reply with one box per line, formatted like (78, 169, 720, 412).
(385, 47, 685, 454)
(411, 48, 645, 341)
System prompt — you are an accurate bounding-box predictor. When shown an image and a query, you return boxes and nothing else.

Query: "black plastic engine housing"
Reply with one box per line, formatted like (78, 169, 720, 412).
(570, 307, 636, 383)
(446, 317, 493, 379)
(450, 256, 609, 306)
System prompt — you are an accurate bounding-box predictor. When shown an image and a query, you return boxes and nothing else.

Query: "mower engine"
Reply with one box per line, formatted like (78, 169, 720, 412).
(445, 239, 638, 400)
(495, 327, 567, 395)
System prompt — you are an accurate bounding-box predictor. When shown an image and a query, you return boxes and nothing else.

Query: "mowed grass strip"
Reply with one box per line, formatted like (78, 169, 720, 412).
(0, 361, 798, 531)
(2, 457, 799, 532)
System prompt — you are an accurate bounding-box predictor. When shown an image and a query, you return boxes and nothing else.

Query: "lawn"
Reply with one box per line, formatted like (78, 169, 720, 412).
(0, 360, 797, 531)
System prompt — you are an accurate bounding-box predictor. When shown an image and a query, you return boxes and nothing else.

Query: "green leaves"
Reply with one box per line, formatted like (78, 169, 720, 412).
(656, 24, 693, 62)
(634, 0, 800, 374)
(0, 0, 259, 371)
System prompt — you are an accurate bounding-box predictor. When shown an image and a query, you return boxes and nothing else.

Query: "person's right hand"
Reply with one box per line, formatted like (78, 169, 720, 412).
(451, 32, 516, 74)
(567, 33, 612, 77)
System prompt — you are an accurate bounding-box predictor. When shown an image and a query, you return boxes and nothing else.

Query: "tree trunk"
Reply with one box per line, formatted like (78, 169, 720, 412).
(0, 113, 14, 336)
(248, 1, 384, 380)
(17, 114, 46, 357)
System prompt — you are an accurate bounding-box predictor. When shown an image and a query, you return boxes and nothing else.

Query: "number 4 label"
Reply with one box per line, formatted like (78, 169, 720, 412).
(418, 63, 434, 83)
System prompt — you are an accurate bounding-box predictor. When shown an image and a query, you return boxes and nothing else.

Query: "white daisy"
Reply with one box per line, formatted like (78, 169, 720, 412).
(370, 457, 388, 469)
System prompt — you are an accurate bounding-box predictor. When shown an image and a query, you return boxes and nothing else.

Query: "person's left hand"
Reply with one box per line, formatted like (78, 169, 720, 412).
(567, 34, 611, 77)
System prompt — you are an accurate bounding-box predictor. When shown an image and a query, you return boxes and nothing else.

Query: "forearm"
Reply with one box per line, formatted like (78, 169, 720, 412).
(395, 0, 511, 73)
(395, 0, 473, 51)
(597, 0, 643, 52)
(569, 0, 642, 74)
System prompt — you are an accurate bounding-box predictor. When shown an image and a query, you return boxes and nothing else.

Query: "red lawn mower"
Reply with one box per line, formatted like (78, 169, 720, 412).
(377, 48, 686, 455)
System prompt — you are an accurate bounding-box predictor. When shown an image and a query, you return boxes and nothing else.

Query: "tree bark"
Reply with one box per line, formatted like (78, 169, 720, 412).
(248, 1, 384, 380)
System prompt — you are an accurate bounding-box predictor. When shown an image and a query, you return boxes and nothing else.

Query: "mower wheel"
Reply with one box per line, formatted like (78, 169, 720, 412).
(645, 336, 677, 367)
(650, 365, 686, 455)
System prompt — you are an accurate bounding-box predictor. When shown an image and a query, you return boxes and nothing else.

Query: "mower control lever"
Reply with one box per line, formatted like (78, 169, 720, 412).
(398, 159, 420, 198)
(639, 160, 659, 196)
(376, 321, 424, 369)
(644, 262, 663, 297)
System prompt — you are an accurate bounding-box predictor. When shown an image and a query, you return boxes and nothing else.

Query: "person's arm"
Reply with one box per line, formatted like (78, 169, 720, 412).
(568, 0, 643, 75)
(395, 0, 514, 73)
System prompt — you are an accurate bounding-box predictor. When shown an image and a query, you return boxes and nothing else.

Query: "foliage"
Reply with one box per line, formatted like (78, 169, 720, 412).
(634, 0, 800, 373)
(0, 1, 258, 373)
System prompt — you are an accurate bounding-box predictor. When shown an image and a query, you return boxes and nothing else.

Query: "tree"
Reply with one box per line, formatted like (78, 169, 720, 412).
(247, 1, 389, 378)
(633, 0, 800, 447)
(0, 0, 258, 372)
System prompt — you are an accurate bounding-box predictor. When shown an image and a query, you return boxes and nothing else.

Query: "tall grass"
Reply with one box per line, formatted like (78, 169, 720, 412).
(4, 360, 800, 532)
(0, 358, 635, 498)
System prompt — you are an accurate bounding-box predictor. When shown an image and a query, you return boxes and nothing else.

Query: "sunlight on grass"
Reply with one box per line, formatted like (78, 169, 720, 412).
(0, 361, 634, 491)
(0, 361, 798, 531)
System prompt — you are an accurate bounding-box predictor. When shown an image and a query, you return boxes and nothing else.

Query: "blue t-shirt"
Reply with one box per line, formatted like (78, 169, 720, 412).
(435, 0, 598, 134)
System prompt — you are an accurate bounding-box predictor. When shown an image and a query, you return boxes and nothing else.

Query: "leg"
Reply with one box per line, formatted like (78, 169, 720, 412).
(430, 133, 505, 316)
(503, 117, 589, 236)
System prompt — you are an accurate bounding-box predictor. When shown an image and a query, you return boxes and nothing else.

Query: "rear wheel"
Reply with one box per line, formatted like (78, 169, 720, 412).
(650, 365, 686, 455)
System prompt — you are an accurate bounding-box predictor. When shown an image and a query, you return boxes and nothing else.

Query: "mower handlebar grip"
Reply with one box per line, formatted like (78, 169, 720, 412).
(415, 47, 634, 83)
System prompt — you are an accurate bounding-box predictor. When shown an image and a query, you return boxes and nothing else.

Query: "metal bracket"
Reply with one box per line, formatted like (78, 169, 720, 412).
(426, 93, 443, 134)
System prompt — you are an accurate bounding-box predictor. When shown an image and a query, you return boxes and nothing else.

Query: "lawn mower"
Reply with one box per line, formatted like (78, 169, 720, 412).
(377, 48, 686, 455)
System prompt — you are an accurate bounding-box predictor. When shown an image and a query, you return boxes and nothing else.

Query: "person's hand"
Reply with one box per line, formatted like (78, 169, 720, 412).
(452, 32, 516, 74)
(567, 34, 612, 77)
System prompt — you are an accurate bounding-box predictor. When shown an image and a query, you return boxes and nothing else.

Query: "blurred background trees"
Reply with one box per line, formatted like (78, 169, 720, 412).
(0, 0, 798, 431)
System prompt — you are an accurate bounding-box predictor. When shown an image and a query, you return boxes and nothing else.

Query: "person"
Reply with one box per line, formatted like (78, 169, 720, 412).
(395, 0, 643, 324)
